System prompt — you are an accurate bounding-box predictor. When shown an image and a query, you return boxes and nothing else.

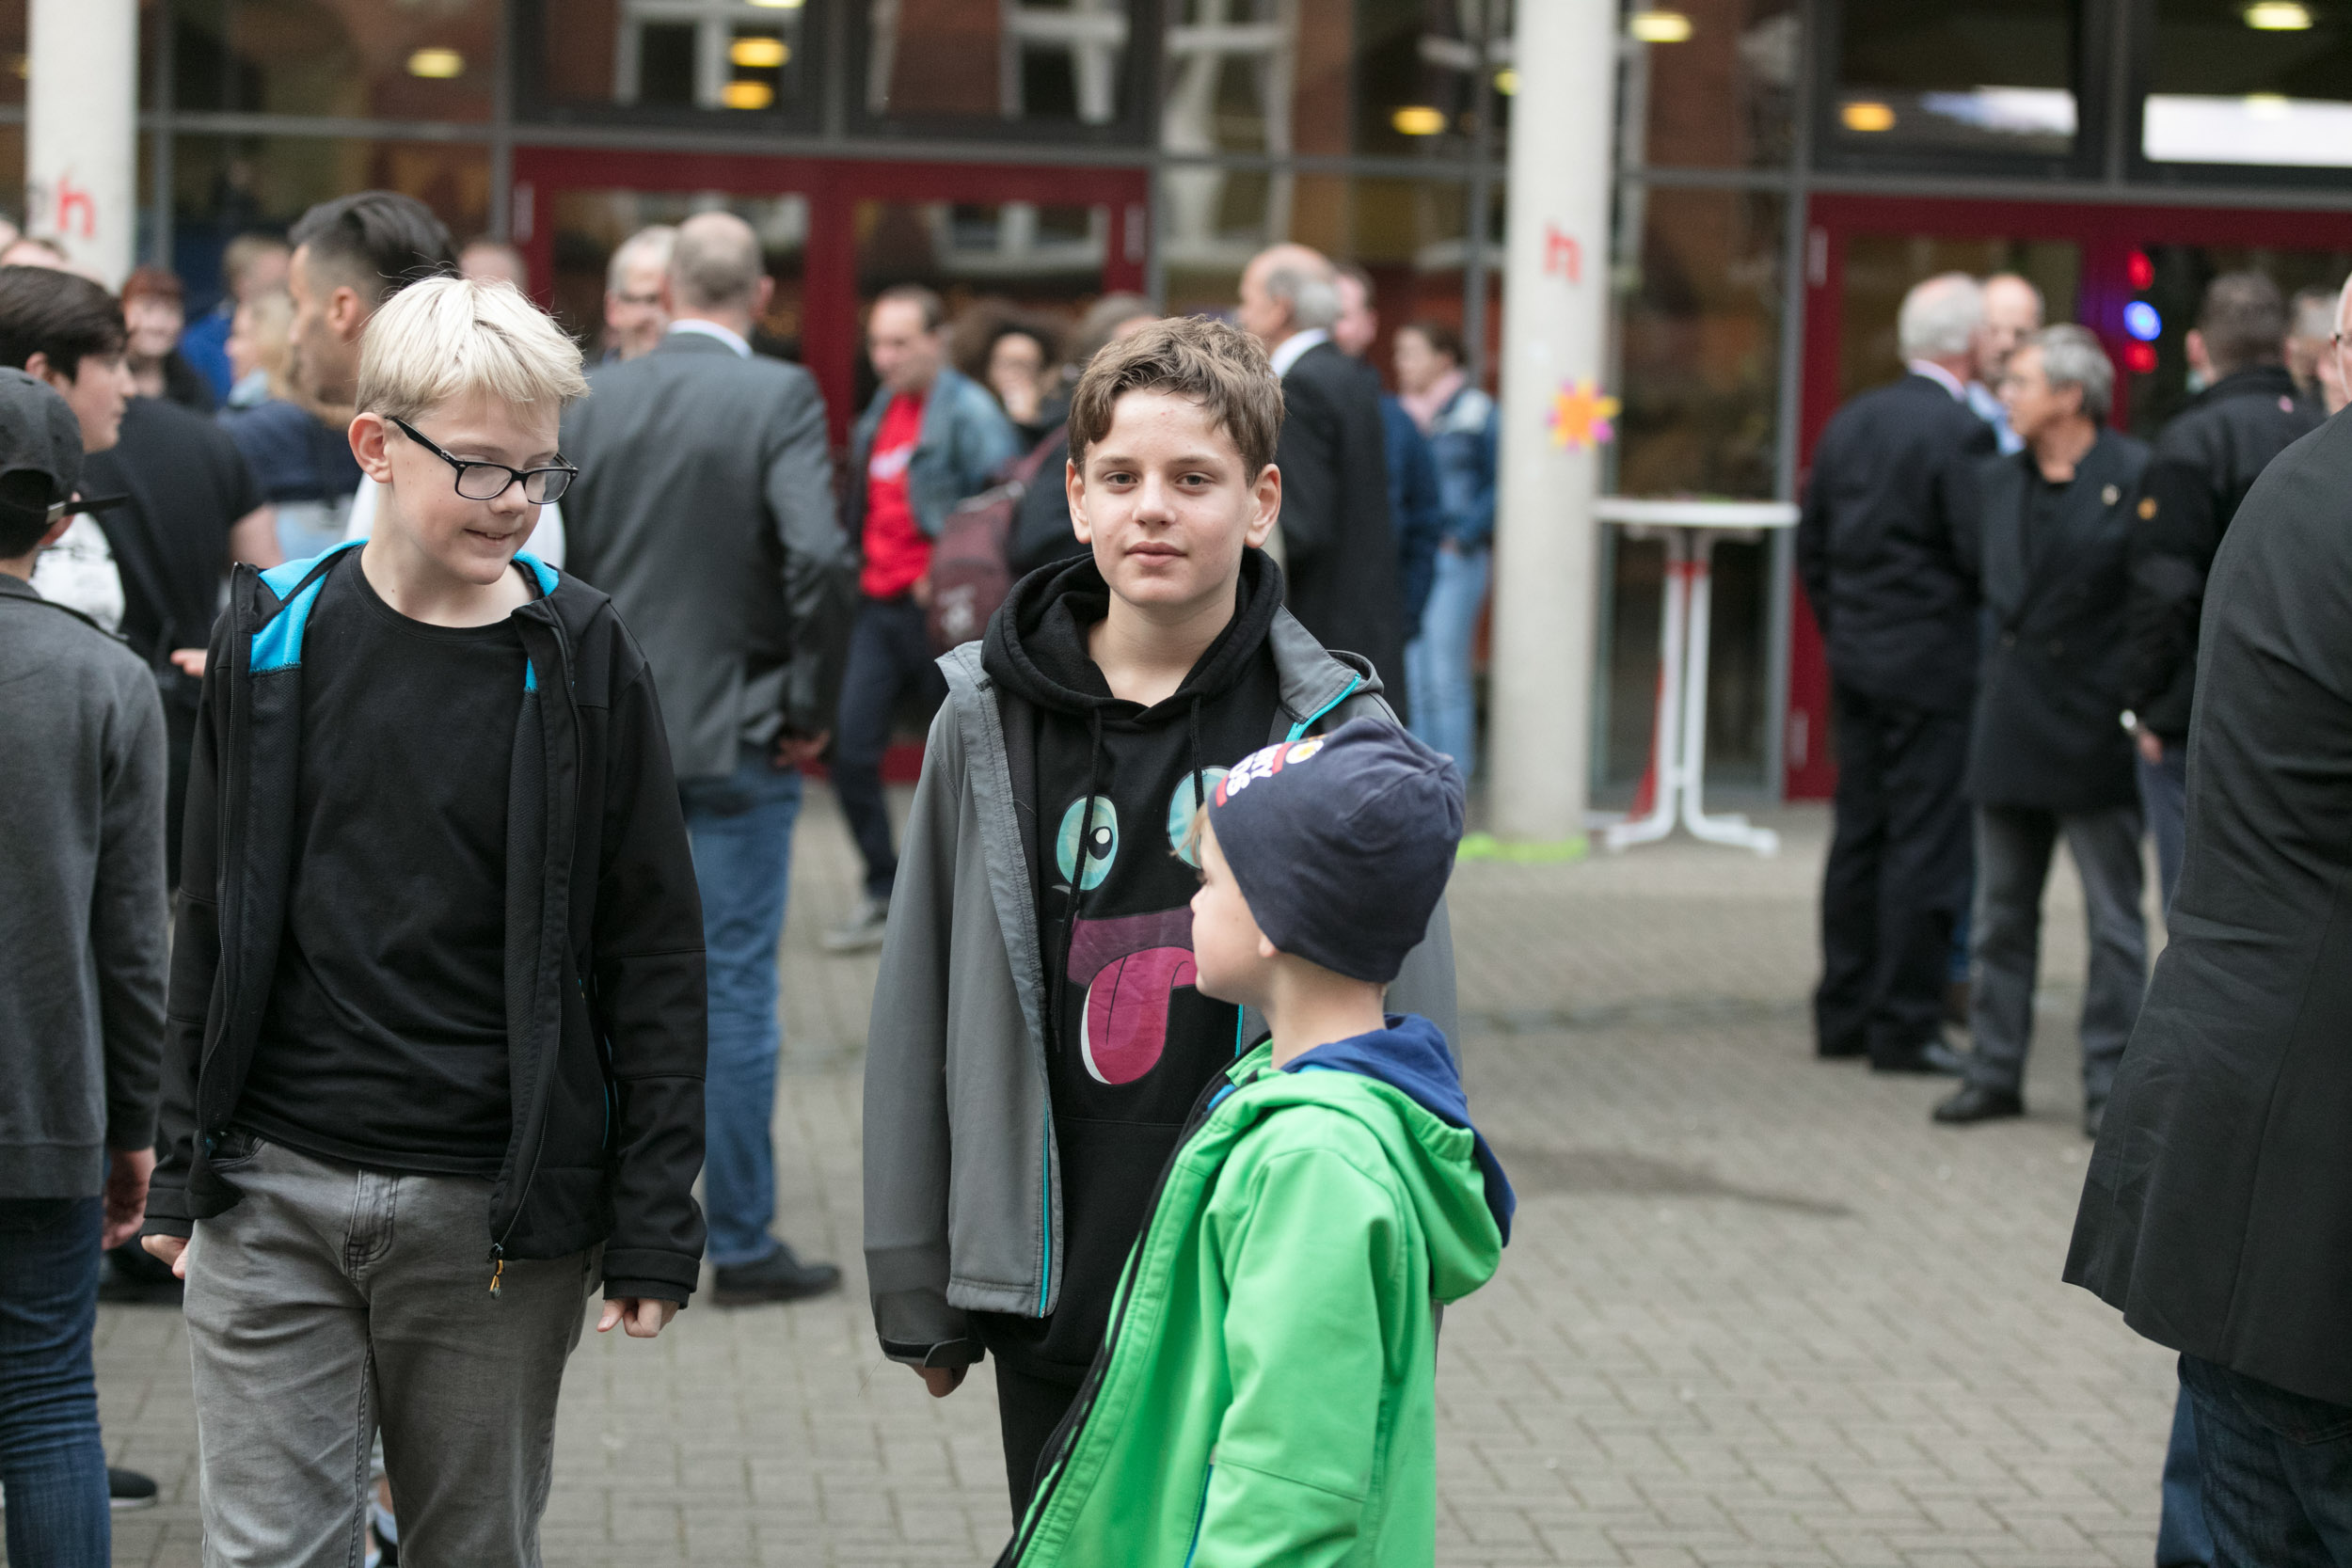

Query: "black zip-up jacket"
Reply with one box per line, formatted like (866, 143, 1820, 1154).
(143, 544, 709, 1303)
(2122, 363, 2320, 740)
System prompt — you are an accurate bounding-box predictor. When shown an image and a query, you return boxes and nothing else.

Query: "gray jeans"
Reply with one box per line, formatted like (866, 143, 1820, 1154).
(1965, 803, 2149, 1105)
(183, 1136, 594, 1567)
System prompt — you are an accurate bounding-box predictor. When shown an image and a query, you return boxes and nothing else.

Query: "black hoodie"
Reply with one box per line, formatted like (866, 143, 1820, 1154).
(973, 549, 1288, 1379)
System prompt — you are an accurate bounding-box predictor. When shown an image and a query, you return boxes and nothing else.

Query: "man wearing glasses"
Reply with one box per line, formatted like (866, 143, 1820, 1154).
(561, 210, 853, 1307)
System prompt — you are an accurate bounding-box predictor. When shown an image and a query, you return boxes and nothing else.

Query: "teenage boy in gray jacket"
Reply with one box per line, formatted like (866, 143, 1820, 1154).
(862, 317, 1455, 1521)
(0, 367, 168, 1562)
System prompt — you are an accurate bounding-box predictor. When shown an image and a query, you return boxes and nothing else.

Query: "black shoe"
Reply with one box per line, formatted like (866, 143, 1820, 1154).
(1872, 1039, 1967, 1075)
(1932, 1085, 2025, 1124)
(2084, 1101, 2106, 1140)
(108, 1466, 158, 1510)
(712, 1243, 842, 1307)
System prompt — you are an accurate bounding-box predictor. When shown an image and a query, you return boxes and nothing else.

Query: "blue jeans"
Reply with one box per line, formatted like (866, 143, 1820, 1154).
(0, 1196, 108, 1567)
(834, 595, 946, 900)
(2182, 1353, 2352, 1567)
(679, 745, 803, 1269)
(2163, 1375, 2217, 1567)
(2138, 739, 2189, 913)
(1405, 544, 1490, 782)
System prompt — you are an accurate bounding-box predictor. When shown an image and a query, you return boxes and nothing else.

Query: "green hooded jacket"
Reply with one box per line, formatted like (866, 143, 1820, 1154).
(1002, 1016, 1511, 1568)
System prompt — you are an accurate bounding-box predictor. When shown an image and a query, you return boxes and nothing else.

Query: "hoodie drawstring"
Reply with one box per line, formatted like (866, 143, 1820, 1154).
(1057, 709, 1108, 1041)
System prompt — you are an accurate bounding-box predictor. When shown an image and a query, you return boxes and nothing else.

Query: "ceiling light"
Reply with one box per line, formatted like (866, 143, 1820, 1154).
(730, 36, 789, 69)
(747, 0, 804, 7)
(2123, 301, 2163, 341)
(406, 47, 464, 79)
(1493, 67, 1517, 96)
(2244, 91, 2292, 117)
(1391, 105, 1448, 135)
(1628, 9, 1694, 42)
(1841, 100, 1897, 133)
(722, 80, 775, 109)
(2244, 2, 2313, 28)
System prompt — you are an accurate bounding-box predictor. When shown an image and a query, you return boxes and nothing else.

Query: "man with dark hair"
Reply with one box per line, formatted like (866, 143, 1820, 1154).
(821, 280, 1018, 955)
(564, 210, 851, 1306)
(1237, 244, 1406, 712)
(0, 368, 170, 1560)
(285, 191, 458, 412)
(2125, 270, 2319, 908)
(0, 266, 136, 633)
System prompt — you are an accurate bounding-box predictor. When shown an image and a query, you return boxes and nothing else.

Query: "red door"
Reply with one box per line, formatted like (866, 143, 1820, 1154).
(1786, 195, 2352, 799)
(509, 149, 1150, 443)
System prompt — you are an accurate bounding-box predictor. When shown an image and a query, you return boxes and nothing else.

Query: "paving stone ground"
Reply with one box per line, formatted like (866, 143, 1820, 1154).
(66, 789, 2178, 1568)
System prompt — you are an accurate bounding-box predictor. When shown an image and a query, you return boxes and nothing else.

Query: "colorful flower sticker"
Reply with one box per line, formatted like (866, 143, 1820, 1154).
(1548, 378, 1621, 451)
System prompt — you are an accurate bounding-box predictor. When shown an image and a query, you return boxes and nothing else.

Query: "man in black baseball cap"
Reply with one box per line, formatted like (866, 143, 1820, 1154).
(0, 365, 170, 1552)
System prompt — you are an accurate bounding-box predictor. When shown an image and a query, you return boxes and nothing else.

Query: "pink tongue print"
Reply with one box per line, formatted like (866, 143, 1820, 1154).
(1069, 908, 1199, 1085)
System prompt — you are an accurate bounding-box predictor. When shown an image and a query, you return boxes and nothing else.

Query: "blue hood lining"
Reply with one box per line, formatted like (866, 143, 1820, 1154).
(1283, 1013, 1515, 1244)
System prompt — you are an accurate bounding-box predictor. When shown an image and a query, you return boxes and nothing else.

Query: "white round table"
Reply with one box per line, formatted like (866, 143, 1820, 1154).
(1595, 498, 1800, 857)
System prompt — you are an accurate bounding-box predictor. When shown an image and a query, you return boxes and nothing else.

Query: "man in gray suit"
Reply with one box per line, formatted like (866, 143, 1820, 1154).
(561, 211, 852, 1307)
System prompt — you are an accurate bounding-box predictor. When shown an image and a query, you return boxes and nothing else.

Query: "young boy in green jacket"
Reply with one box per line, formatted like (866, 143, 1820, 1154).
(863, 316, 1460, 1515)
(1001, 717, 1512, 1568)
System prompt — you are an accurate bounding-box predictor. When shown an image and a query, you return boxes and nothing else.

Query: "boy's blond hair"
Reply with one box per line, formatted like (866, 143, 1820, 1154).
(356, 276, 588, 425)
(1066, 315, 1282, 475)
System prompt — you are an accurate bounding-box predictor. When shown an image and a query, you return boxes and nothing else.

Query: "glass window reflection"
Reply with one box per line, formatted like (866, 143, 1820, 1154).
(548, 190, 807, 357)
(2143, 0, 2352, 168)
(173, 0, 498, 121)
(1831, 0, 2078, 162)
(532, 0, 811, 120)
(860, 0, 1138, 134)
(1617, 0, 1800, 169)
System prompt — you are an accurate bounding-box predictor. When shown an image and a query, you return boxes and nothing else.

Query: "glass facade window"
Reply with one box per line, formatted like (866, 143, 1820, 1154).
(547, 189, 808, 357)
(855, 0, 1149, 139)
(170, 135, 490, 299)
(1618, 0, 1800, 169)
(172, 0, 499, 121)
(1829, 0, 2078, 164)
(531, 0, 814, 122)
(2122, 242, 2352, 434)
(1834, 232, 2078, 402)
(1600, 186, 1785, 791)
(2143, 0, 2352, 168)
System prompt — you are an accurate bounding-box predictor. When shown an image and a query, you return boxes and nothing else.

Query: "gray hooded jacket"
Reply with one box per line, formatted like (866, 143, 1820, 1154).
(862, 610, 1456, 1366)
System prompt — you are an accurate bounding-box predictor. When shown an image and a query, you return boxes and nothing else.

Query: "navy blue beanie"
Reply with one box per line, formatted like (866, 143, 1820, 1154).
(1205, 717, 1465, 983)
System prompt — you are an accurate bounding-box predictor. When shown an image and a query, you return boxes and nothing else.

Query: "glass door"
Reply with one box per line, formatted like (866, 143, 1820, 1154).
(1786, 194, 2352, 799)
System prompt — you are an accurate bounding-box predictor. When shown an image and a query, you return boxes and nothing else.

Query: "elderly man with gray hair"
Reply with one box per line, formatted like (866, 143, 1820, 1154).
(1237, 242, 1406, 707)
(602, 224, 676, 362)
(1933, 325, 2150, 1133)
(1798, 272, 1995, 1075)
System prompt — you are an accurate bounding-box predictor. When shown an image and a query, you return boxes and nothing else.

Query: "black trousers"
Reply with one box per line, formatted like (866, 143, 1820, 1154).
(833, 595, 946, 899)
(993, 1360, 1081, 1524)
(1814, 683, 1973, 1066)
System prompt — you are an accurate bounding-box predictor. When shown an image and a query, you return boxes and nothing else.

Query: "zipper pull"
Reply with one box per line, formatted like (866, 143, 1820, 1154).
(488, 1244, 505, 1299)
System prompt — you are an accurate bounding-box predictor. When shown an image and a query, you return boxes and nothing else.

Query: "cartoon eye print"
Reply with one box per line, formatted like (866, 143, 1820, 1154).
(1056, 796, 1120, 891)
(1166, 768, 1230, 868)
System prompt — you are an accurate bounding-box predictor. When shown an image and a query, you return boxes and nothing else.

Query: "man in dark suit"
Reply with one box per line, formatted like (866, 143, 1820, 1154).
(1797, 273, 1994, 1074)
(561, 211, 852, 1307)
(2123, 271, 2319, 909)
(1238, 244, 1405, 707)
(1932, 326, 2149, 1132)
(2066, 380, 2352, 1566)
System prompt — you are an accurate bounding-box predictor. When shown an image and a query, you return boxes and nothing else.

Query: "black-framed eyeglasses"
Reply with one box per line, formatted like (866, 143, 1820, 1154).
(389, 417, 578, 504)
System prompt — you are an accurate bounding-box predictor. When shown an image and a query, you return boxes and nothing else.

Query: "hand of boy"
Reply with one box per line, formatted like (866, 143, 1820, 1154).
(773, 729, 831, 770)
(141, 1233, 188, 1278)
(596, 1297, 678, 1338)
(913, 1365, 965, 1398)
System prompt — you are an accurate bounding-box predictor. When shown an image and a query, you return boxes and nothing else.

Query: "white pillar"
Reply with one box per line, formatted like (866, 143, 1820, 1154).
(1487, 0, 1619, 845)
(27, 0, 139, 286)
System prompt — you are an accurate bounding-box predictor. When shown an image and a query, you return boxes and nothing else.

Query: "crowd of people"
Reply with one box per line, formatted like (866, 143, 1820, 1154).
(0, 188, 1504, 1568)
(1802, 261, 2352, 1567)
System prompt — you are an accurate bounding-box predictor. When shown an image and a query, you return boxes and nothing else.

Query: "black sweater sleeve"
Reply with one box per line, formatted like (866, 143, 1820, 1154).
(589, 664, 711, 1302)
(145, 611, 235, 1237)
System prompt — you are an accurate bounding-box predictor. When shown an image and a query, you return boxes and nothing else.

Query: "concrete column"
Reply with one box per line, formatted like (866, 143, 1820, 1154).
(27, 0, 139, 286)
(1486, 0, 1619, 846)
